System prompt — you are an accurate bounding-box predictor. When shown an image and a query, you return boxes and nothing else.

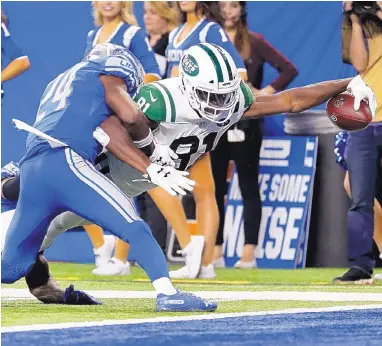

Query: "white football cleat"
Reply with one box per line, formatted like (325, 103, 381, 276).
(178, 235, 205, 279)
(234, 259, 257, 269)
(92, 257, 130, 276)
(212, 256, 226, 268)
(170, 264, 217, 279)
(198, 264, 216, 279)
(374, 273, 382, 280)
(93, 234, 115, 268)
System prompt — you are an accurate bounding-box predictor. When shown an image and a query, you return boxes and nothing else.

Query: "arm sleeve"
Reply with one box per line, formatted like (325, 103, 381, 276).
(253, 33, 298, 91)
(129, 28, 161, 77)
(205, 24, 246, 71)
(1, 23, 25, 61)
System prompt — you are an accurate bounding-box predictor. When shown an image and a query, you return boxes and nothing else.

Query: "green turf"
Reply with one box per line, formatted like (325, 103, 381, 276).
(2, 299, 379, 327)
(2, 263, 381, 327)
(3, 263, 381, 292)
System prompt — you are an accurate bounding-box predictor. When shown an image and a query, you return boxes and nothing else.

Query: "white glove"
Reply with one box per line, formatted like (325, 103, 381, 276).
(145, 163, 195, 196)
(347, 75, 377, 119)
(150, 143, 178, 167)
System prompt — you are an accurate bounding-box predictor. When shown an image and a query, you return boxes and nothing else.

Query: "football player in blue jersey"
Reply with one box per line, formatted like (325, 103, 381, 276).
(1, 162, 101, 305)
(1, 42, 217, 312)
(86, 1, 160, 84)
(1, 10, 30, 93)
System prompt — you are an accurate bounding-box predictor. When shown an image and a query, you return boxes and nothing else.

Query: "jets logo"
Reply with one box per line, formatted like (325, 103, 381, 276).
(334, 97, 346, 108)
(182, 55, 199, 77)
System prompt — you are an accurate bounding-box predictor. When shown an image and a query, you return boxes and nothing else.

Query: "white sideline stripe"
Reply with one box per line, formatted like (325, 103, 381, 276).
(2, 289, 382, 302)
(2, 304, 382, 333)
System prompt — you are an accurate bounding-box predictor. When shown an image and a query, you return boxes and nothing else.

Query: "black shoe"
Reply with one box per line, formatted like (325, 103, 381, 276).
(333, 267, 374, 284)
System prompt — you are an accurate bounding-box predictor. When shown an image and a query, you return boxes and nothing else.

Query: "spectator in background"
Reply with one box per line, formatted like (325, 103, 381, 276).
(1, 10, 30, 92)
(212, 1, 298, 268)
(86, 1, 160, 83)
(143, 1, 179, 77)
(334, 1, 382, 283)
(84, 1, 161, 276)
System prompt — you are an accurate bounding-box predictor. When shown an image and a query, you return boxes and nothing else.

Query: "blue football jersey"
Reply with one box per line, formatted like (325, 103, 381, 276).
(1, 161, 19, 212)
(85, 22, 160, 78)
(22, 44, 144, 164)
(166, 19, 246, 78)
(1, 23, 25, 69)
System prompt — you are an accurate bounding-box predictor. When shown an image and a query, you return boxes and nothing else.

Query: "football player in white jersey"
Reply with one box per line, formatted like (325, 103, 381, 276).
(34, 42, 377, 282)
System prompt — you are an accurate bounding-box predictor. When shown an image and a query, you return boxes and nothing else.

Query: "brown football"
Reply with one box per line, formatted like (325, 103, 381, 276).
(326, 92, 372, 131)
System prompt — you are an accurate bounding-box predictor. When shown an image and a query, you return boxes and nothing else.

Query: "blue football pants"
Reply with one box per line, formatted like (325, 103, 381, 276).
(1, 148, 169, 283)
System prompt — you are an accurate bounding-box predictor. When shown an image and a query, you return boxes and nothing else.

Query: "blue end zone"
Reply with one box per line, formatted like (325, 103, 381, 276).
(3, 309, 382, 346)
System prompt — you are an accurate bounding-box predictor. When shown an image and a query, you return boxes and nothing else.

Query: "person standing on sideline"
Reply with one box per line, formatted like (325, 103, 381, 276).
(334, 1, 382, 283)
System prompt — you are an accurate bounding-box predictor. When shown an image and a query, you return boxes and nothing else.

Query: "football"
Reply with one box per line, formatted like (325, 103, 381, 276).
(326, 92, 372, 131)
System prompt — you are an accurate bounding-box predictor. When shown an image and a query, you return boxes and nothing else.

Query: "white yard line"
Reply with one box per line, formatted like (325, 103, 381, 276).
(2, 288, 382, 302)
(2, 304, 382, 333)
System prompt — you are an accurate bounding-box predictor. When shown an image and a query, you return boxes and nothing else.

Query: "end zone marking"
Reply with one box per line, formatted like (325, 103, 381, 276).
(2, 304, 382, 333)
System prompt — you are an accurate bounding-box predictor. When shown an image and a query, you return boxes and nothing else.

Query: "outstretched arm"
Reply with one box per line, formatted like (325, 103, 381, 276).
(244, 78, 352, 118)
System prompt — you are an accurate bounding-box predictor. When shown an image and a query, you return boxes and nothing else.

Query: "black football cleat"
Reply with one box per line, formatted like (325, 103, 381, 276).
(332, 267, 374, 285)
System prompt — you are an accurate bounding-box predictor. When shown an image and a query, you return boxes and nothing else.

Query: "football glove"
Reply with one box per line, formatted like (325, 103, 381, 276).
(150, 142, 178, 167)
(63, 284, 102, 305)
(334, 131, 348, 171)
(145, 163, 195, 196)
(347, 75, 377, 118)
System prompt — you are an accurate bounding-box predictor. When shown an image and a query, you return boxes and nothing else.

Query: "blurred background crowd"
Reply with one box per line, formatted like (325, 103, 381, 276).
(1, 1, 381, 283)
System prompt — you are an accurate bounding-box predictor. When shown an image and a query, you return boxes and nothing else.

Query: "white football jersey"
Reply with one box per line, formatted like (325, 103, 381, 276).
(107, 77, 253, 196)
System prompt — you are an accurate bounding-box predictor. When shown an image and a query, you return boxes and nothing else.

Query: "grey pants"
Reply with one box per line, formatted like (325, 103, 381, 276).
(40, 211, 92, 251)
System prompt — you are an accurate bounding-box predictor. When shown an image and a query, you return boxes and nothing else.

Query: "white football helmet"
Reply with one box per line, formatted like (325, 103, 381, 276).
(179, 43, 241, 123)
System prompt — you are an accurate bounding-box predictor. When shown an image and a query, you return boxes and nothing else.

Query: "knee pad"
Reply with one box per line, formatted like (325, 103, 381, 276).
(25, 254, 51, 289)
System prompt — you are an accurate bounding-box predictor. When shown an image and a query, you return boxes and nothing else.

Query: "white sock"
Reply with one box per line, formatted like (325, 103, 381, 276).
(152, 277, 177, 296)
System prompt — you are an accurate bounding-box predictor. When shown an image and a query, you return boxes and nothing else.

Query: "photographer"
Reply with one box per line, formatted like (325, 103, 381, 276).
(334, 1, 382, 283)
